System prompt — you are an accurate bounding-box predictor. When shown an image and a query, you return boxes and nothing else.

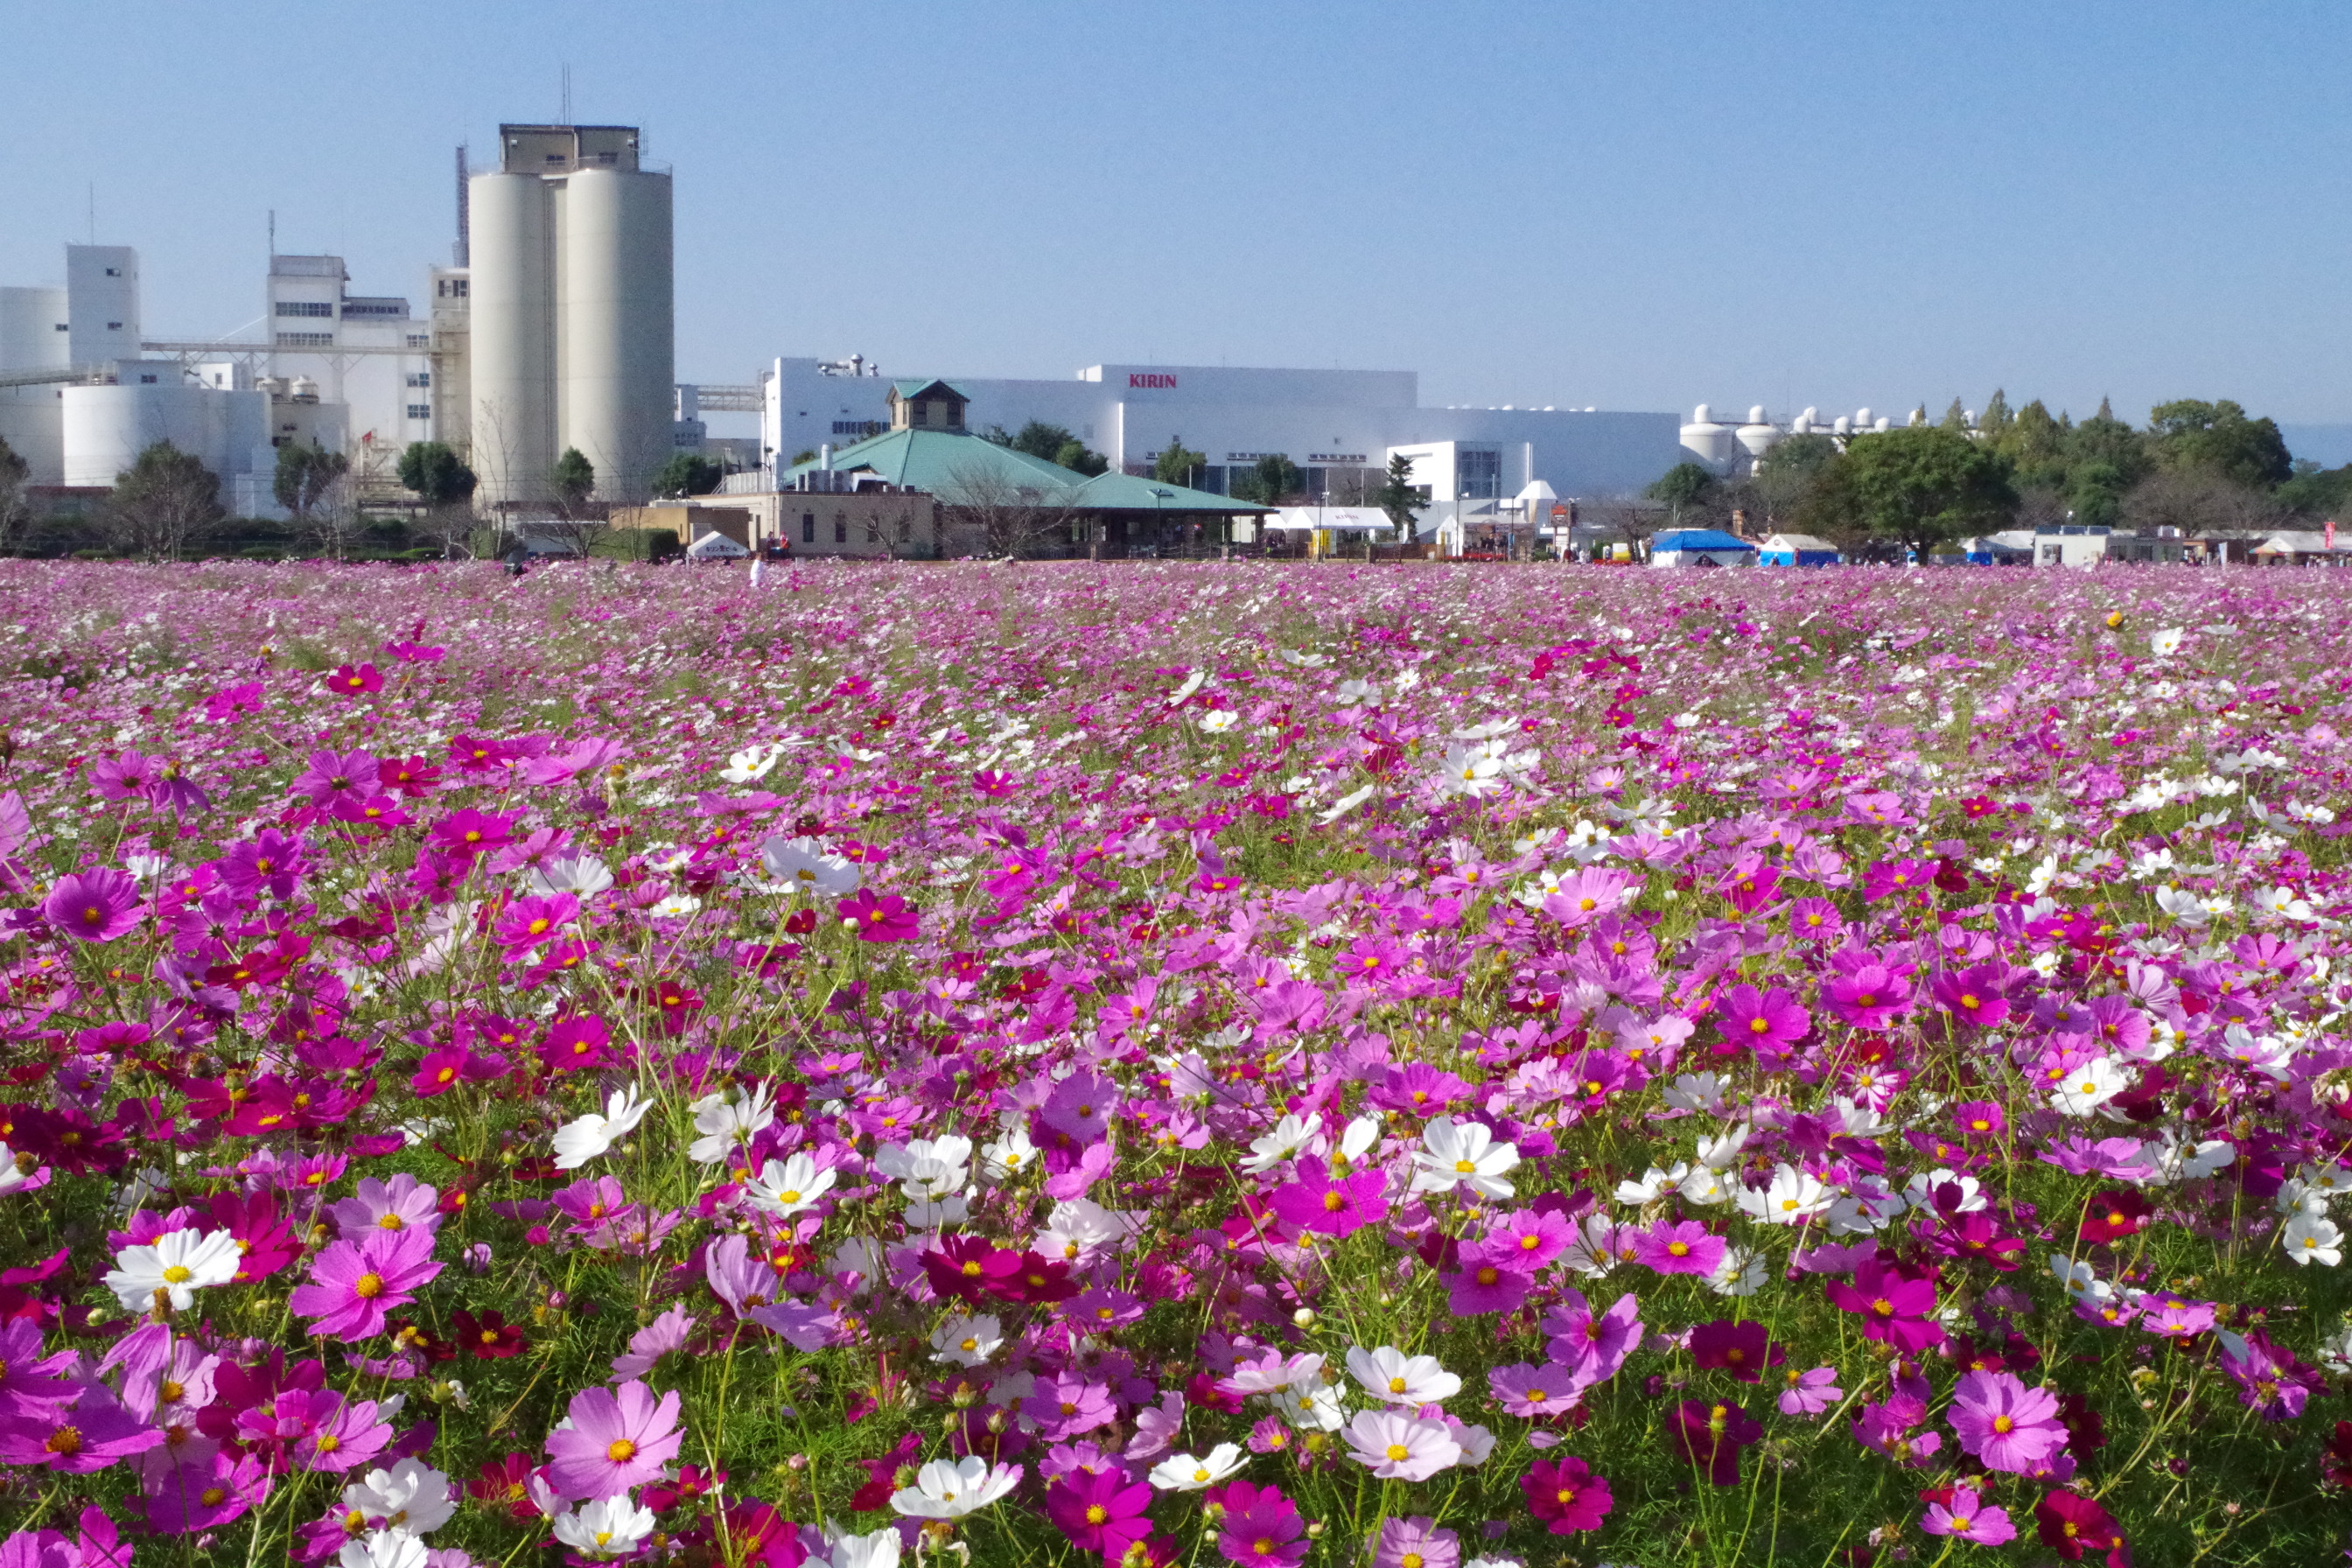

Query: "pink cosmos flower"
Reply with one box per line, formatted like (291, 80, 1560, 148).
(1822, 963, 1913, 1030)
(326, 1174, 443, 1242)
(1041, 1466, 1152, 1558)
(1777, 1365, 1844, 1416)
(290, 1392, 392, 1474)
(1931, 965, 2013, 1028)
(1946, 1370, 2068, 1474)
(1824, 1258, 1944, 1351)
(542, 1380, 683, 1500)
(1372, 1515, 1459, 1568)
(0, 1382, 162, 1473)
(1209, 1479, 1305, 1566)
(327, 663, 383, 696)
(1268, 1158, 1388, 1238)
(495, 893, 578, 956)
(145, 1448, 269, 1534)
(1544, 1290, 1642, 1382)
(1023, 1370, 1115, 1441)
(1521, 1454, 1613, 1533)
(1715, 984, 1809, 1054)
(1488, 1362, 1586, 1418)
(1922, 1486, 2017, 1544)
(1485, 1208, 1571, 1270)
(1446, 1241, 1532, 1316)
(1669, 1397, 1762, 1487)
(1689, 1319, 1782, 1383)
(287, 1228, 442, 1340)
(836, 889, 919, 942)
(1634, 1219, 1725, 1278)
(44, 870, 142, 944)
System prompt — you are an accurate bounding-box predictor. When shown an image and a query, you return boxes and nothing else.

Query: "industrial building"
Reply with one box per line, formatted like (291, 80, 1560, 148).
(739, 357, 1683, 536)
(467, 123, 675, 508)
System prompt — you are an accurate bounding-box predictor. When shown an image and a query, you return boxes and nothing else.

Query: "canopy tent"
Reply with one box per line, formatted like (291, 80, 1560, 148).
(1757, 532, 1840, 567)
(686, 529, 750, 558)
(1268, 507, 1397, 534)
(1649, 528, 1756, 568)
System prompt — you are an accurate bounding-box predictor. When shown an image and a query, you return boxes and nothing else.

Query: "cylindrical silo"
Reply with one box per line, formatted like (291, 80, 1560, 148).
(466, 172, 557, 507)
(559, 167, 673, 505)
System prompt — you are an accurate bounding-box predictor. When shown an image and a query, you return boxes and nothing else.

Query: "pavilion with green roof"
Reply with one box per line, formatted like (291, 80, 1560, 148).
(779, 379, 1267, 556)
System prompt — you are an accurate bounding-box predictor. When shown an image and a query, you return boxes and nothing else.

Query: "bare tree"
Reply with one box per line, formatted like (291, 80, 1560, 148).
(0, 436, 29, 556)
(103, 441, 224, 562)
(938, 464, 1082, 558)
(2120, 468, 2288, 538)
(1581, 494, 1663, 558)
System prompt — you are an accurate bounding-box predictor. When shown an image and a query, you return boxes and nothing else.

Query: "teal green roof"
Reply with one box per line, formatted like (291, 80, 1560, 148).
(780, 429, 1269, 513)
(888, 378, 970, 402)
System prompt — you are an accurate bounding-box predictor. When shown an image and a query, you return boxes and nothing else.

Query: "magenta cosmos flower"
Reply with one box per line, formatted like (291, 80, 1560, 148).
(1670, 1398, 1762, 1487)
(1824, 1258, 1944, 1351)
(43, 869, 142, 944)
(1947, 1371, 2067, 1474)
(1522, 1455, 1613, 1533)
(1042, 1466, 1153, 1558)
(1822, 964, 1913, 1030)
(1373, 1514, 1459, 1568)
(1634, 1220, 1725, 1278)
(543, 1380, 683, 1500)
(1268, 1158, 1387, 1238)
(1715, 984, 1809, 1054)
(1210, 1479, 1305, 1566)
(287, 1228, 442, 1340)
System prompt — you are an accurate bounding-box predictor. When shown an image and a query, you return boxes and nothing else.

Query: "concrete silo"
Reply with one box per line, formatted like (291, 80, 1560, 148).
(467, 124, 671, 508)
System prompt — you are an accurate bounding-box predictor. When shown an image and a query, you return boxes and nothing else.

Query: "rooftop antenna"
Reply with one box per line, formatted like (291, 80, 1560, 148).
(268, 208, 276, 259)
(561, 65, 572, 123)
(454, 146, 470, 267)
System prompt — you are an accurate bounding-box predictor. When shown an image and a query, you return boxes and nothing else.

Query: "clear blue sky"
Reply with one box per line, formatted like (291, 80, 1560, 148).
(5, 2, 2347, 438)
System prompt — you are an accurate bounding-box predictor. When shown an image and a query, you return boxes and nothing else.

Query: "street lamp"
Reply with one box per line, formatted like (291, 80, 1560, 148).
(1152, 487, 1172, 556)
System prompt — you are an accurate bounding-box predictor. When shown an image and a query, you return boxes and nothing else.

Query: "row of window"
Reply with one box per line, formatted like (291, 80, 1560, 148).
(408, 405, 430, 420)
(405, 372, 430, 388)
(276, 332, 333, 347)
(799, 513, 914, 545)
(276, 301, 335, 318)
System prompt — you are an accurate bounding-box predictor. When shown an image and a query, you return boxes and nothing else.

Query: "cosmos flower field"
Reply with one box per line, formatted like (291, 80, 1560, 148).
(0, 556, 2347, 1568)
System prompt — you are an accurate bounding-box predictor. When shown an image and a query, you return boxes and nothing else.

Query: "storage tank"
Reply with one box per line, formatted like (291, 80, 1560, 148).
(1735, 405, 1782, 466)
(467, 171, 557, 506)
(0, 287, 69, 373)
(62, 384, 259, 488)
(560, 166, 674, 505)
(1679, 403, 1734, 472)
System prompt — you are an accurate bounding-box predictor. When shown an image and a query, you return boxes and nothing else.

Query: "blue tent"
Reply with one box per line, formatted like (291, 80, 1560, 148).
(1757, 533, 1840, 567)
(1649, 528, 1757, 567)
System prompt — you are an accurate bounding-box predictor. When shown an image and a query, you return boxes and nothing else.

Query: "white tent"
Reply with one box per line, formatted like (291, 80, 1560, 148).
(1269, 507, 1396, 535)
(686, 528, 750, 559)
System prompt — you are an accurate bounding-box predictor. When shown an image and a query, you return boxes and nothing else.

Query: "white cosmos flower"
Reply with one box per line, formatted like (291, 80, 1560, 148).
(744, 1153, 835, 1217)
(1239, 1113, 1323, 1175)
(2050, 1057, 2132, 1117)
(1409, 1116, 1519, 1200)
(1167, 669, 1207, 705)
(928, 1312, 1004, 1366)
(102, 1227, 242, 1311)
(2149, 627, 2186, 657)
(1334, 679, 1382, 709)
(1708, 1244, 1768, 1296)
(551, 1494, 656, 1559)
(1147, 1443, 1246, 1491)
(1676, 1165, 1732, 1207)
(889, 1456, 1021, 1518)
(1615, 1163, 1690, 1204)
(1735, 1165, 1833, 1225)
(550, 1086, 652, 1171)
(524, 855, 614, 899)
(2283, 1213, 2343, 1267)
(687, 1083, 777, 1164)
(759, 835, 862, 897)
(1198, 709, 1239, 733)
(817, 1527, 902, 1568)
(872, 1135, 974, 1198)
(1272, 1379, 1348, 1433)
(1340, 1409, 1461, 1480)
(340, 1459, 456, 1534)
(720, 743, 784, 784)
(0, 1142, 37, 1196)
(1316, 784, 1376, 825)
(1902, 1170, 1988, 1214)
(1661, 1072, 1730, 1116)
(1345, 1345, 1462, 1406)
(338, 1533, 428, 1568)
(647, 893, 703, 920)
(1330, 1114, 1383, 1172)
(2153, 886, 2210, 927)
(978, 1122, 1037, 1181)
(2049, 1252, 2111, 1303)
(1439, 743, 1507, 799)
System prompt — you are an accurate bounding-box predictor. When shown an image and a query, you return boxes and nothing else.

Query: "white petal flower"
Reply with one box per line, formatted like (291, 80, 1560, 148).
(1410, 1116, 1519, 1200)
(550, 1086, 651, 1170)
(687, 1083, 777, 1165)
(1340, 1409, 1461, 1480)
(744, 1153, 835, 1217)
(340, 1459, 456, 1535)
(1344, 1345, 1461, 1406)
(550, 1494, 656, 1559)
(2283, 1213, 2343, 1268)
(1239, 1113, 1323, 1175)
(102, 1227, 242, 1311)
(759, 835, 863, 897)
(1147, 1443, 1246, 1491)
(928, 1313, 1004, 1367)
(889, 1456, 1020, 1519)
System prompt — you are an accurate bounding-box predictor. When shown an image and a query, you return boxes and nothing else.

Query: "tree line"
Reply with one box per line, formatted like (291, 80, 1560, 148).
(1643, 396, 2340, 559)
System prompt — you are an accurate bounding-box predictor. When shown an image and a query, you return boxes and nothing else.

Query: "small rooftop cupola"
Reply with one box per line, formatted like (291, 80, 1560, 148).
(887, 379, 969, 432)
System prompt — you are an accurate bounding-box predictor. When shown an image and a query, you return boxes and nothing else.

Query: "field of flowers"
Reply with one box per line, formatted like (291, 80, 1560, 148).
(0, 556, 2346, 1568)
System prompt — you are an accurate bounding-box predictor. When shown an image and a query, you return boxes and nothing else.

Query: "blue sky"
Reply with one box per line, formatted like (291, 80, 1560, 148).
(5, 2, 2347, 439)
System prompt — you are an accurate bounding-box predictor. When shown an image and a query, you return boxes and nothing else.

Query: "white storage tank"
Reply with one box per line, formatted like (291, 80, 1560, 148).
(62, 383, 263, 489)
(561, 165, 674, 505)
(466, 170, 557, 506)
(1735, 405, 1782, 466)
(1679, 402, 1734, 472)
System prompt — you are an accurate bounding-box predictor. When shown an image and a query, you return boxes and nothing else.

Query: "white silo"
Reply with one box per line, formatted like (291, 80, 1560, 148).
(466, 124, 673, 508)
(562, 165, 674, 504)
(466, 168, 557, 507)
(1679, 403, 1735, 472)
(1735, 404, 1782, 466)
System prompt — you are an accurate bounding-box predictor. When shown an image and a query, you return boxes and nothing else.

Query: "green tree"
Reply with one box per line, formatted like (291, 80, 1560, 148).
(1753, 434, 1838, 526)
(2276, 460, 2352, 519)
(1052, 440, 1109, 477)
(1009, 421, 1077, 460)
(1230, 454, 1303, 505)
(106, 440, 224, 561)
(273, 441, 350, 525)
(2146, 399, 2292, 490)
(1978, 389, 2012, 442)
(2068, 461, 2131, 529)
(2064, 408, 2150, 488)
(652, 452, 723, 498)
(551, 447, 597, 514)
(1939, 398, 1970, 433)
(1644, 461, 1718, 523)
(1153, 438, 1207, 487)
(396, 441, 478, 505)
(1373, 453, 1424, 533)
(1800, 426, 2017, 558)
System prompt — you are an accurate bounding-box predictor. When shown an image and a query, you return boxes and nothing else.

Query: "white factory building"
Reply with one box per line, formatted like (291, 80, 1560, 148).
(743, 357, 1682, 531)
(466, 123, 675, 508)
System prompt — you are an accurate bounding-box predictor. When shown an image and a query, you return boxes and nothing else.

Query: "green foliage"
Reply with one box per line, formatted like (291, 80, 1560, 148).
(1374, 452, 1424, 531)
(788, 448, 818, 467)
(108, 440, 224, 560)
(1759, 433, 1838, 480)
(1645, 461, 1718, 514)
(1052, 439, 1109, 477)
(1802, 425, 2018, 556)
(1153, 438, 1208, 487)
(2276, 460, 2352, 519)
(1229, 453, 1303, 505)
(271, 441, 349, 522)
(552, 447, 597, 511)
(2148, 399, 2293, 490)
(396, 441, 478, 504)
(652, 452, 723, 499)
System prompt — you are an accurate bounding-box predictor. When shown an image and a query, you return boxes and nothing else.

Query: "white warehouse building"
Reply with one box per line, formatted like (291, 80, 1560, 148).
(746, 358, 1682, 529)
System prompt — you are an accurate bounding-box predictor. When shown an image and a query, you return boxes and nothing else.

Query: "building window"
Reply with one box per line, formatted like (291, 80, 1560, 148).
(898, 516, 913, 542)
(834, 516, 847, 543)
(138, 374, 158, 384)
(831, 420, 877, 437)
(104, 267, 121, 277)
(275, 302, 334, 318)
(406, 334, 429, 348)
(1457, 448, 1502, 500)
(276, 332, 333, 347)
(405, 372, 431, 388)
(52, 323, 66, 332)
(802, 514, 816, 543)
(407, 405, 430, 420)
